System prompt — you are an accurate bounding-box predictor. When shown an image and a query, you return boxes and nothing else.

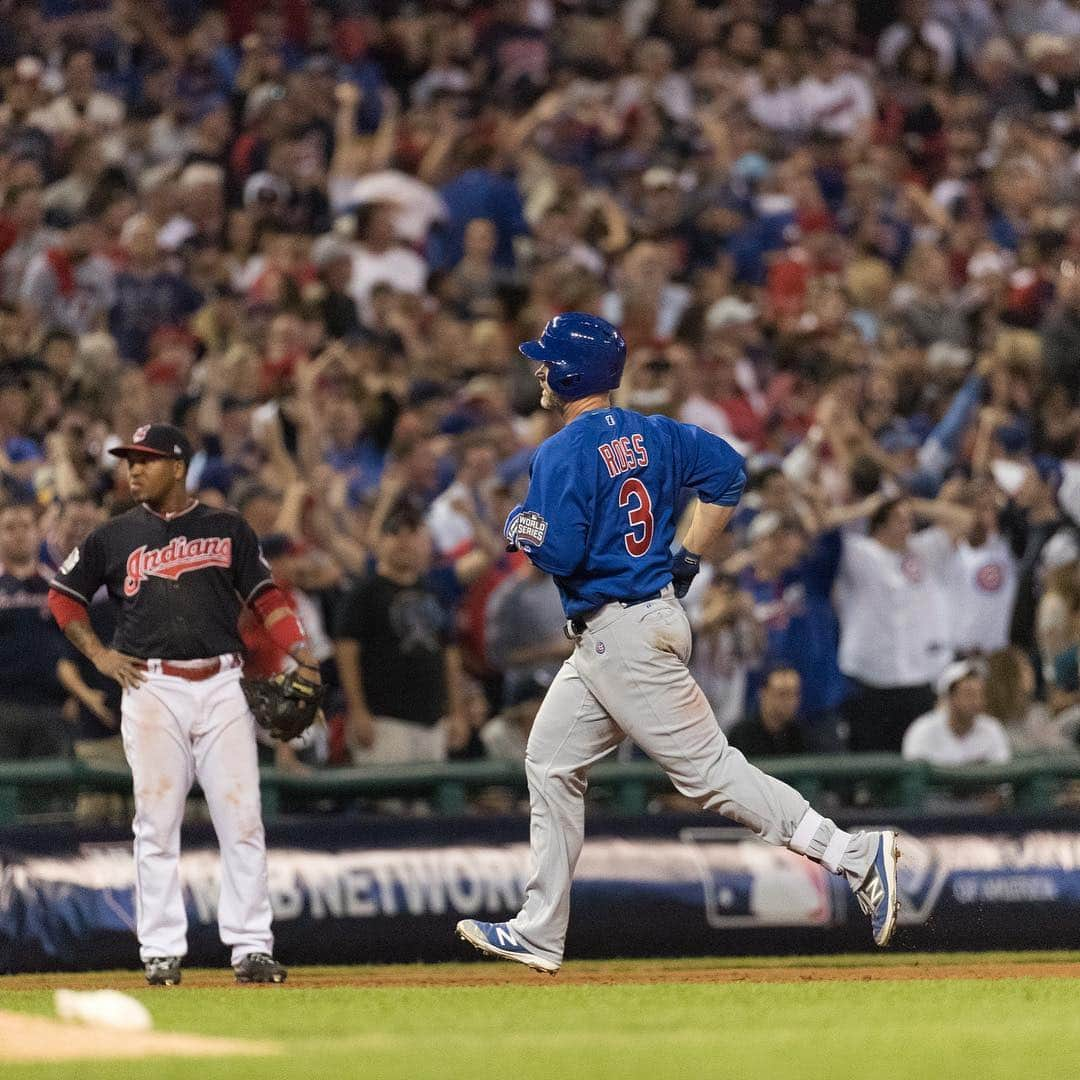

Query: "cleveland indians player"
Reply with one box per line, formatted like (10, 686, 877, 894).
(48, 424, 320, 985)
(457, 313, 900, 972)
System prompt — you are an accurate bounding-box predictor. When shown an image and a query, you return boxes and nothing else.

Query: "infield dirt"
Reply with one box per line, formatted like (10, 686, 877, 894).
(2, 956, 1077, 992)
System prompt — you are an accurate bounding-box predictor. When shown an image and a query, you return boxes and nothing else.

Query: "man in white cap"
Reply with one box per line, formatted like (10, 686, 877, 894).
(901, 659, 1012, 766)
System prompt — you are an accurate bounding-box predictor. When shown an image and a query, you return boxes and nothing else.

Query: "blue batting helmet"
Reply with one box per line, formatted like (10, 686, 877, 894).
(519, 313, 626, 400)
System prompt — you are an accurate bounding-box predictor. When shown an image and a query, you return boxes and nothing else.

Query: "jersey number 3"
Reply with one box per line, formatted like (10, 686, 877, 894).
(619, 478, 654, 557)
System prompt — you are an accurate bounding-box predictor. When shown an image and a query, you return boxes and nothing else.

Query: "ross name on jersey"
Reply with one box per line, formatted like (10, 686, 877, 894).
(598, 434, 648, 478)
(124, 535, 233, 596)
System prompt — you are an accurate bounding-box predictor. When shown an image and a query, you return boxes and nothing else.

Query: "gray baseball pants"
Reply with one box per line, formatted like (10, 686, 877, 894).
(508, 591, 876, 965)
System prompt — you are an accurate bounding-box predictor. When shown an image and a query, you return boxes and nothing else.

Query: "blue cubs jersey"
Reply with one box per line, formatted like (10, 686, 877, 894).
(512, 407, 746, 617)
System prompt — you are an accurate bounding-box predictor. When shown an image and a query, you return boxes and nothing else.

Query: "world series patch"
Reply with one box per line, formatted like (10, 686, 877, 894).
(515, 510, 548, 546)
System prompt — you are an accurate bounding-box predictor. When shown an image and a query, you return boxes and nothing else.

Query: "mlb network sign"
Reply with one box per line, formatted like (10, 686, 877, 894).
(3, 829, 1079, 968)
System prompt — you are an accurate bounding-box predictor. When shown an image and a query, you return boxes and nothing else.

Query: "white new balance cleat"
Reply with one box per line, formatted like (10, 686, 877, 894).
(854, 830, 901, 947)
(456, 920, 560, 974)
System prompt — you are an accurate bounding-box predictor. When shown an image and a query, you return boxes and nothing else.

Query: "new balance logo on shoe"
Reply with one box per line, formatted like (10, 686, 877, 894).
(861, 876, 884, 913)
(853, 831, 901, 947)
(494, 925, 519, 948)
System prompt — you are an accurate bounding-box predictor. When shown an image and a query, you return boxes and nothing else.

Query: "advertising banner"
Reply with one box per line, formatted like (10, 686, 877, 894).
(2, 819, 1078, 971)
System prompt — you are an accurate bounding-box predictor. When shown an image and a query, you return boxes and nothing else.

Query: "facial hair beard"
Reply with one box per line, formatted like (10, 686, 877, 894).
(540, 384, 564, 413)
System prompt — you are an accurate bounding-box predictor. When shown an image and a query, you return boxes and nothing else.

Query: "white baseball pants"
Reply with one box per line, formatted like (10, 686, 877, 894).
(120, 656, 273, 965)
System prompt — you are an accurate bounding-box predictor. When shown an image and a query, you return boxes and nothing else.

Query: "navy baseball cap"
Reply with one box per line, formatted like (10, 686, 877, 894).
(109, 423, 192, 464)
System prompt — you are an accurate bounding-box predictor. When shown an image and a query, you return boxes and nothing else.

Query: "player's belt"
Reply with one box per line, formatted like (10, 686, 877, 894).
(566, 591, 663, 637)
(157, 656, 236, 681)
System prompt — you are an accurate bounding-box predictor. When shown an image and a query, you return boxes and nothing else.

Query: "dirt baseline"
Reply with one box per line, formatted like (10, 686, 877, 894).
(3, 959, 1078, 992)
(298, 959, 1080, 988)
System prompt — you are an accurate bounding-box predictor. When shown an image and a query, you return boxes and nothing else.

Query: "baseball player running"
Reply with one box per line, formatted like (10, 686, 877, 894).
(457, 314, 900, 973)
(48, 424, 320, 985)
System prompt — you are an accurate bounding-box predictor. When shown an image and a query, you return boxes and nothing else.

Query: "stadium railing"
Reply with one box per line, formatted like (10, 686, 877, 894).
(1, 753, 1079, 822)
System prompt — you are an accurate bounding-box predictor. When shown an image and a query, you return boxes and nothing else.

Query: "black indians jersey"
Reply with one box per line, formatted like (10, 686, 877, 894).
(50, 502, 274, 660)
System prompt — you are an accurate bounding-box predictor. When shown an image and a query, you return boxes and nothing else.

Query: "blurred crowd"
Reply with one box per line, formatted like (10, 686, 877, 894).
(4, 0, 1080, 816)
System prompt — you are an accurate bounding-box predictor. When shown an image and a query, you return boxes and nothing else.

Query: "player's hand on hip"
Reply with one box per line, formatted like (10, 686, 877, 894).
(348, 706, 376, 750)
(94, 649, 147, 690)
(671, 546, 702, 599)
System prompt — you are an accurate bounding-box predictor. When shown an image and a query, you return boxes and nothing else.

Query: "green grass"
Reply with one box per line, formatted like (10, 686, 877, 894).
(1, 954, 1077, 1080)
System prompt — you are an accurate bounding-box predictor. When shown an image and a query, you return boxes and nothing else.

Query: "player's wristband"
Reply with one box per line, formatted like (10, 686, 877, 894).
(267, 612, 305, 655)
(253, 586, 307, 654)
(673, 546, 701, 570)
(671, 547, 702, 599)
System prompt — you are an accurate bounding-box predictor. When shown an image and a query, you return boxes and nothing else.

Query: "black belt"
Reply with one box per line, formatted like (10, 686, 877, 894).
(566, 591, 663, 636)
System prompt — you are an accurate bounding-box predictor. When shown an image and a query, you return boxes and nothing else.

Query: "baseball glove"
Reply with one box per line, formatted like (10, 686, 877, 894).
(241, 666, 324, 742)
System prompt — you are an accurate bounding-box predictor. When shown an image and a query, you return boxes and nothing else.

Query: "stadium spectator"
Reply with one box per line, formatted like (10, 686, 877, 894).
(1005, 465, 1072, 658)
(735, 512, 849, 750)
(19, 220, 115, 336)
(309, 234, 362, 341)
(984, 645, 1075, 753)
(728, 666, 806, 759)
(109, 214, 202, 363)
(29, 48, 125, 139)
(0, 502, 69, 761)
(0, 367, 41, 492)
(39, 493, 101, 572)
(3, 0, 1080, 813)
(480, 671, 547, 765)
(836, 496, 976, 752)
(878, 0, 957, 80)
(743, 50, 805, 137)
(798, 40, 875, 139)
(426, 431, 500, 564)
(484, 561, 568, 695)
(1033, 535, 1080, 678)
(685, 566, 763, 733)
(56, 594, 126, 822)
(0, 184, 57, 306)
(334, 505, 469, 764)
(902, 659, 1011, 766)
(945, 480, 1018, 657)
(347, 202, 428, 324)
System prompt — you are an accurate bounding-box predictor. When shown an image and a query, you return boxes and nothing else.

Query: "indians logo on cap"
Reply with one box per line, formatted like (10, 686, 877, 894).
(133, 425, 150, 443)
